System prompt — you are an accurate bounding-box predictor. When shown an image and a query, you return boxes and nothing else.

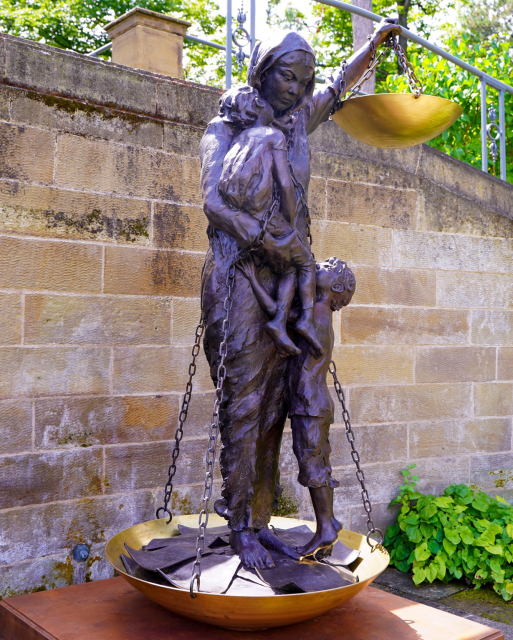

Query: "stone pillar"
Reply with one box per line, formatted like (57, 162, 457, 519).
(105, 7, 191, 78)
(351, 0, 375, 94)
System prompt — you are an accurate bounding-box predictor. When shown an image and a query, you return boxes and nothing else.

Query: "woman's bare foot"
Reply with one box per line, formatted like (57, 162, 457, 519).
(266, 320, 301, 357)
(297, 523, 339, 559)
(295, 311, 324, 359)
(332, 517, 343, 532)
(230, 530, 275, 569)
(258, 526, 302, 560)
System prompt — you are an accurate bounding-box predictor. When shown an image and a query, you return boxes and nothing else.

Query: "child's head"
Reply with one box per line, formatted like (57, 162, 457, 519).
(219, 86, 274, 127)
(316, 257, 356, 310)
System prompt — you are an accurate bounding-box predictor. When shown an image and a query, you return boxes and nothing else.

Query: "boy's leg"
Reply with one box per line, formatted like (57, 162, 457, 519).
(265, 269, 301, 357)
(291, 414, 340, 556)
(289, 238, 324, 358)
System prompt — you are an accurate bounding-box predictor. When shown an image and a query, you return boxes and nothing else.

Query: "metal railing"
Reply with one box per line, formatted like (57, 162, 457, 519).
(87, 1, 511, 182)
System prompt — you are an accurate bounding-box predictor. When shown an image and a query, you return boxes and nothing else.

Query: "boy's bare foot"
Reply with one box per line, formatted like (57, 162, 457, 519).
(295, 312, 324, 359)
(266, 320, 301, 357)
(258, 526, 302, 560)
(297, 523, 339, 559)
(230, 530, 275, 569)
(332, 517, 343, 532)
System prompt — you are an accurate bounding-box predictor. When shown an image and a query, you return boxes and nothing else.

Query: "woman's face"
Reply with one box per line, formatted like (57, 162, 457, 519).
(259, 51, 315, 114)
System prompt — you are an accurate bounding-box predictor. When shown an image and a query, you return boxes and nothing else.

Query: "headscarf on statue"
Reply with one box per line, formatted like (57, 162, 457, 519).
(246, 31, 316, 133)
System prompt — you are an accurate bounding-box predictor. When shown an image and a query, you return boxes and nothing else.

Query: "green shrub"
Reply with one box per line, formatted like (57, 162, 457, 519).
(384, 464, 513, 601)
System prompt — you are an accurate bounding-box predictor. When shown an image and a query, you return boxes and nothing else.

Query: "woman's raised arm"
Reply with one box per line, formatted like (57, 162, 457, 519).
(306, 18, 402, 135)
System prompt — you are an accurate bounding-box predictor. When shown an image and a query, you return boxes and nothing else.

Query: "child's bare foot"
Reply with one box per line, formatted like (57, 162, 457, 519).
(230, 530, 275, 570)
(258, 526, 301, 560)
(297, 523, 339, 559)
(266, 320, 301, 357)
(295, 311, 324, 359)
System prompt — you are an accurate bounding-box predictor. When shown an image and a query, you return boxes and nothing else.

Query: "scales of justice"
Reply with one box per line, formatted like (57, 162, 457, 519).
(105, 18, 462, 631)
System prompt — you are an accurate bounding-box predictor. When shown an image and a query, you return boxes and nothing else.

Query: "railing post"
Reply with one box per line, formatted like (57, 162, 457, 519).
(226, 0, 233, 89)
(481, 79, 488, 174)
(499, 90, 507, 181)
(250, 0, 256, 54)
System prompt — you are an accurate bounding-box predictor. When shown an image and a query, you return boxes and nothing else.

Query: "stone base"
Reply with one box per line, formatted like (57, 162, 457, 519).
(0, 577, 504, 639)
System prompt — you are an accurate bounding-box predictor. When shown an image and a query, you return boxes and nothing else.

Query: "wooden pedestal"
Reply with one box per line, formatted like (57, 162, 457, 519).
(0, 577, 504, 640)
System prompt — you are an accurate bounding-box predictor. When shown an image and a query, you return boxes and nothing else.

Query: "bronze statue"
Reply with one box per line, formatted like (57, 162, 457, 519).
(199, 19, 401, 570)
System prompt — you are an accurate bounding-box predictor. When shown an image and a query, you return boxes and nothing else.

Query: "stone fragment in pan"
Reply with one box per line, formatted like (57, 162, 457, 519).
(159, 549, 242, 594)
(255, 551, 353, 594)
(120, 553, 170, 586)
(315, 540, 360, 566)
(225, 565, 277, 596)
(177, 524, 230, 537)
(142, 532, 230, 552)
(125, 541, 211, 572)
(268, 526, 360, 567)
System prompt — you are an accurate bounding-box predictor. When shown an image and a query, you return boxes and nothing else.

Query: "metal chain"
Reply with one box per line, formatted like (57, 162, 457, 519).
(285, 130, 315, 256)
(189, 199, 276, 598)
(332, 34, 423, 116)
(388, 36, 423, 98)
(329, 360, 384, 550)
(190, 263, 235, 598)
(156, 320, 205, 523)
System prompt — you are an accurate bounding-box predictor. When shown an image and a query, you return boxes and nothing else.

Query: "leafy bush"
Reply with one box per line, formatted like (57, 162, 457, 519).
(384, 464, 513, 601)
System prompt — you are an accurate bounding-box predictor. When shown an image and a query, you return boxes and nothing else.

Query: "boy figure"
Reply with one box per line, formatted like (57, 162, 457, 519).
(218, 86, 323, 359)
(239, 256, 356, 557)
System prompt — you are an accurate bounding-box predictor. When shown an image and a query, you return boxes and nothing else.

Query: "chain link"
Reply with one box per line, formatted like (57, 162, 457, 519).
(389, 35, 423, 98)
(156, 320, 205, 524)
(189, 198, 278, 598)
(332, 34, 423, 117)
(285, 131, 315, 257)
(329, 360, 384, 550)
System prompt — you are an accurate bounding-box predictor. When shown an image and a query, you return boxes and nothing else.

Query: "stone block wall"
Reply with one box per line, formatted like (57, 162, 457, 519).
(0, 32, 512, 597)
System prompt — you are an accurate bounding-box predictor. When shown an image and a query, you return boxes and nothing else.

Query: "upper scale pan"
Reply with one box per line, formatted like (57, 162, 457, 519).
(331, 93, 463, 149)
(105, 513, 389, 631)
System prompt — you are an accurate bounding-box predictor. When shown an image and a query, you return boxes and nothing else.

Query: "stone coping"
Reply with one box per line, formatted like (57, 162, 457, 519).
(105, 7, 192, 37)
(0, 32, 510, 219)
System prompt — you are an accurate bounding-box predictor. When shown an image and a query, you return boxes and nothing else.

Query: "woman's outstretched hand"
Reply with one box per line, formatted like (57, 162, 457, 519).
(373, 18, 402, 48)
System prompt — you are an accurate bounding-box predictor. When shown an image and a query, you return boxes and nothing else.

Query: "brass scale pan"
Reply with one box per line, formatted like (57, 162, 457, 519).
(105, 43, 460, 632)
(106, 514, 390, 631)
(332, 93, 463, 149)
(332, 35, 463, 148)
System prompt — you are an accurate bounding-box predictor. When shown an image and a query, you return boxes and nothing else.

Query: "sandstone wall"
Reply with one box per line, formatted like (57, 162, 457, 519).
(0, 33, 512, 596)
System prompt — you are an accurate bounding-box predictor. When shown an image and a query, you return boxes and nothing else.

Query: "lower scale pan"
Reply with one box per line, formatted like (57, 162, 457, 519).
(331, 93, 463, 149)
(105, 514, 389, 630)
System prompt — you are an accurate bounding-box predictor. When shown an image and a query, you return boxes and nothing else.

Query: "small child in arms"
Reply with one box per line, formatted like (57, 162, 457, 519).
(239, 256, 356, 558)
(218, 86, 323, 359)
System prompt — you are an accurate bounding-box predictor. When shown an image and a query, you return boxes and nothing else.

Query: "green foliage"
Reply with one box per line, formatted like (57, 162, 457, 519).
(0, 0, 226, 85)
(458, 0, 513, 45)
(384, 34, 513, 183)
(268, 0, 452, 79)
(384, 464, 513, 601)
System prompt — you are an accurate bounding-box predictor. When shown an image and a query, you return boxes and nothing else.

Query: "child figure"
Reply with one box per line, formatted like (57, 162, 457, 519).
(239, 256, 356, 557)
(218, 86, 323, 359)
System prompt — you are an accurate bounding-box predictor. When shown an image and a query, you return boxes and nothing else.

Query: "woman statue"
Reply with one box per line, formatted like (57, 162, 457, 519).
(200, 18, 401, 570)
